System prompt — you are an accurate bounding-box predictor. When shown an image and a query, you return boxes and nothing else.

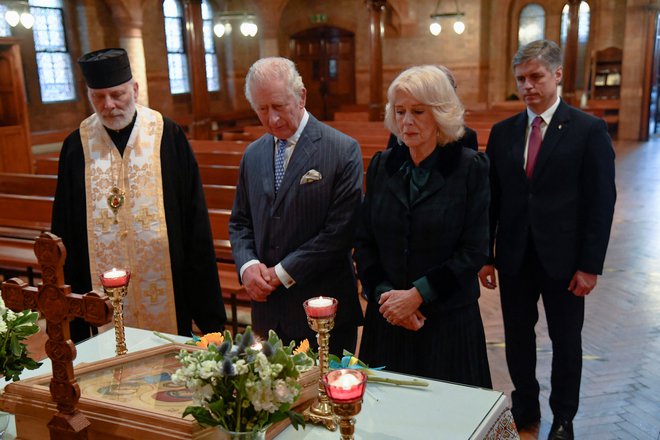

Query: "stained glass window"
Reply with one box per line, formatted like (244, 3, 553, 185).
(0, 5, 10, 37)
(163, 0, 190, 94)
(29, 0, 75, 102)
(560, 1, 591, 90)
(202, 0, 219, 92)
(518, 4, 545, 47)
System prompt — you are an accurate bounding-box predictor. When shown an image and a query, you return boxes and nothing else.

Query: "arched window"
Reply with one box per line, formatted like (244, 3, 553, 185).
(560, 1, 590, 90)
(163, 0, 190, 94)
(0, 5, 10, 37)
(518, 3, 545, 47)
(29, 0, 76, 102)
(202, 0, 219, 92)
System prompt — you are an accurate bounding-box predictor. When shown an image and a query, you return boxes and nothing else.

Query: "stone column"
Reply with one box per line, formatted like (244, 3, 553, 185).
(183, 0, 211, 139)
(561, 0, 580, 107)
(366, 0, 386, 121)
(109, 0, 149, 106)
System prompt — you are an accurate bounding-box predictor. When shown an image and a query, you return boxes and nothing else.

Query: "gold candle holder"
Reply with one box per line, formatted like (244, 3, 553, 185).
(303, 297, 339, 431)
(323, 369, 368, 440)
(100, 268, 131, 356)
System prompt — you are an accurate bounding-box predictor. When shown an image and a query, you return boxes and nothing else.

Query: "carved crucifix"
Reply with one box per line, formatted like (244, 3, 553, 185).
(1, 232, 113, 440)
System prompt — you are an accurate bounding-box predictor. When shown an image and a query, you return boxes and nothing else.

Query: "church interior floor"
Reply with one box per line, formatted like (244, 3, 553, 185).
(20, 138, 660, 439)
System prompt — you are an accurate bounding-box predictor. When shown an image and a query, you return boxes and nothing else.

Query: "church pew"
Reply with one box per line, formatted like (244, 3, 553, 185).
(190, 139, 249, 153)
(0, 194, 52, 232)
(203, 184, 236, 210)
(34, 157, 59, 175)
(199, 165, 241, 187)
(0, 236, 41, 285)
(195, 151, 244, 167)
(0, 173, 57, 197)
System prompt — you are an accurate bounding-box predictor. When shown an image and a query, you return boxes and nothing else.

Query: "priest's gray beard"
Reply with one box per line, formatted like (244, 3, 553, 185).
(99, 99, 136, 131)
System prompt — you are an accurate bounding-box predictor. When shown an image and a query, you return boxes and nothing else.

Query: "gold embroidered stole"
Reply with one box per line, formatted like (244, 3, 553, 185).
(81, 105, 178, 334)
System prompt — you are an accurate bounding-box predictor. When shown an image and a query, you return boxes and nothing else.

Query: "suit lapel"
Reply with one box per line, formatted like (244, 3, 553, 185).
(271, 116, 321, 212)
(259, 135, 277, 199)
(532, 101, 570, 180)
(387, 171, 409, 208)
(511, 111, 528, 180)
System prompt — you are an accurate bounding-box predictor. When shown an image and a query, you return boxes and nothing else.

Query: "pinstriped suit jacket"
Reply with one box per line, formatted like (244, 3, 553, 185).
(229, 114, 364, 338)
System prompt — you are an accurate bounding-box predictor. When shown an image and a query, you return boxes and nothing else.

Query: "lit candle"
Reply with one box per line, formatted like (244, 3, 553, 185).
(303, 296, 338, 318)
(100, 268, 130, 288)
(323, 369, 367, 403)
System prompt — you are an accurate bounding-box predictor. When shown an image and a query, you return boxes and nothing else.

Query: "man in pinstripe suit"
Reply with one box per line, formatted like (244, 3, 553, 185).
(229, 57, 363, 355)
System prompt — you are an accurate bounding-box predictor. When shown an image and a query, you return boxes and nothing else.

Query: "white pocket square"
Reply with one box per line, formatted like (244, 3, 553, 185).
(300, 169, 322, 184)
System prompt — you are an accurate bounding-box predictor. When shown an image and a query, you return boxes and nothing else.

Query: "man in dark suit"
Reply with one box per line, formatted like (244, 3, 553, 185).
(479, 40, 616, 440)
(229, 57, 363, 355)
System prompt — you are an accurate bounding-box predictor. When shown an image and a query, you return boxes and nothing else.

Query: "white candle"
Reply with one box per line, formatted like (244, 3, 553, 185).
(104, 268, 126, 279)
(304, 296, 338, 318)
(332, 372, 361, 389)
(100, 268, 130, 288)
(308, 297, 333, 308)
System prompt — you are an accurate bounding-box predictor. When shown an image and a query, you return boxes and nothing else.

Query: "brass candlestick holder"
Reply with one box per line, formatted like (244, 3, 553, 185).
(323, 369, 368, 440)
(99, 269, 131, 356)
(303, 297, 339, 431)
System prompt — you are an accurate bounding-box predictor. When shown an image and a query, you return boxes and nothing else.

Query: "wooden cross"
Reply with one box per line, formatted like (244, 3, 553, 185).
(1, 232, 113, 440)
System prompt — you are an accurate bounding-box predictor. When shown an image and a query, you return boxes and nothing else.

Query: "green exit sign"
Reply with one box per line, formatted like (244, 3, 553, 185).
(311, 13, 327, 23)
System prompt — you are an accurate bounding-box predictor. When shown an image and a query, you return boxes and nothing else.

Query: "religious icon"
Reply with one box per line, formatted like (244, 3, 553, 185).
(107, 186, 125, 224)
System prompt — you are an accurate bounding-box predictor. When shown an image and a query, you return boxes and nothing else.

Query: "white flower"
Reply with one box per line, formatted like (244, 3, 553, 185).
(0, 319, 6, 335)
(5, 310, 16, 322)
(273, 379, 294, 403)
(198, 360, 220, 380)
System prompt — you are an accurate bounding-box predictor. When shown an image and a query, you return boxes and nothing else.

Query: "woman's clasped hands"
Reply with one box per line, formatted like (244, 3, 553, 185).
(378, 287, 426, 331)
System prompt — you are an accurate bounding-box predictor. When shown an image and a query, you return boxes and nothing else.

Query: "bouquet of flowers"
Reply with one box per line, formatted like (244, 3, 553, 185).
(0, 295, 42, 382)
(171, 326, 314, 433)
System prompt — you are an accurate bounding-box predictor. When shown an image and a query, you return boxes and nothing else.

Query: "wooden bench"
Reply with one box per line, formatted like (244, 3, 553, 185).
(203, 184, 236, 210)
(199, 165, 240, 187)
(30, 128, 71, 146)
(190, 139, 250, 153)
(195, 151, 244, 167)
(33, 157, 59, 175)
(0, 173, 57, 197)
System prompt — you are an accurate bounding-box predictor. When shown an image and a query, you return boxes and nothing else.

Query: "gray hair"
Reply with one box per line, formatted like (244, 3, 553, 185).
(384, 65, 465, 145)
(513, 39, 563, 72)
(244, 57, 305, 108)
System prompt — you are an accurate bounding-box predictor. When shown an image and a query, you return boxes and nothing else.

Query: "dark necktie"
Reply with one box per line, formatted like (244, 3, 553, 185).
(526, 116, 543, 179)
(274, 139, 287, 194)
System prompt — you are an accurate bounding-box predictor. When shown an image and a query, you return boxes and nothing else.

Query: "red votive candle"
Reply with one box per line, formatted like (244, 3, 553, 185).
(303, 296, 338, 318)
(323, 369, 367, 403)
(100, 268, 130, 288)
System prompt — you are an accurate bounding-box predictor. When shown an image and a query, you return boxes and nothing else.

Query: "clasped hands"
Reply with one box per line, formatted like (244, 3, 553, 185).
(242, 263, 281, 302)
(379, 288, 426, 331)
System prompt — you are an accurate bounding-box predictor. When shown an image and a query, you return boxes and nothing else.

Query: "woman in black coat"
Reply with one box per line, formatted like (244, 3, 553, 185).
(354, 65, 492, 387)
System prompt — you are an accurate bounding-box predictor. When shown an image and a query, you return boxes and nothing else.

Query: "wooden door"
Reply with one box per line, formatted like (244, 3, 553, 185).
(0, 39, 33, 173)
(290, 27, 355, 121)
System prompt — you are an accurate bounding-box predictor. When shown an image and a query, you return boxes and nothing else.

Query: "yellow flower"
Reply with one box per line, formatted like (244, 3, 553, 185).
(196, 332, 224, 348)
(293, 339, 310, 355)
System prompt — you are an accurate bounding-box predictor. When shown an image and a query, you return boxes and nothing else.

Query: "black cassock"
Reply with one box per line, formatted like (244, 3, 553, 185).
(51, 115, 226, 342)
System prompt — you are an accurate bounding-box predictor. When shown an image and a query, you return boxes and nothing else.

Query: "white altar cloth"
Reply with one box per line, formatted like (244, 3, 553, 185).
(1, 327, 518, 440)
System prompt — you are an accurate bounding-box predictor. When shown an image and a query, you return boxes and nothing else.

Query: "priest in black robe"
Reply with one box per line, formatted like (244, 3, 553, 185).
(51, 48, 226, 342)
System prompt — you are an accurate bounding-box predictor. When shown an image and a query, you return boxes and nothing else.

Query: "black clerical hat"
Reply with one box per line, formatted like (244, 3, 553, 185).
(78, 48, 133, 89)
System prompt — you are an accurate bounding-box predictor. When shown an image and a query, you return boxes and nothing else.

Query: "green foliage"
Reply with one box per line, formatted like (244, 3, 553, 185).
(0, 295, 43, 382)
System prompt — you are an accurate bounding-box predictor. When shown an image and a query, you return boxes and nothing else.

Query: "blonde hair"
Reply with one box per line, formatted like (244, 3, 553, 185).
(384, 65, 465, 146)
